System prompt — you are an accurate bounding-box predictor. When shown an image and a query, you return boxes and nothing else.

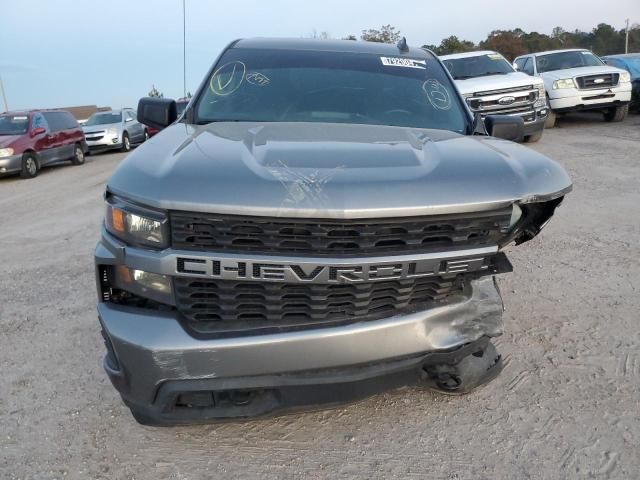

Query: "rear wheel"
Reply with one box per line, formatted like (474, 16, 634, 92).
(604, 104, 628, 122)
(525, 130, 543, 143)
(71, 143, 85, 165)
(121, 132, 131, 152)
(20, 152, 38, 179)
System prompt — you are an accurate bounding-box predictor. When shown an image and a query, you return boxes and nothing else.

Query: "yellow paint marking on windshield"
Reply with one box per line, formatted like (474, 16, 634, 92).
(210, 61, 247, 96)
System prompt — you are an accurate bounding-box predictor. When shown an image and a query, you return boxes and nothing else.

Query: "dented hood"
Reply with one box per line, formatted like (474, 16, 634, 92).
(107, 122, 572, 218)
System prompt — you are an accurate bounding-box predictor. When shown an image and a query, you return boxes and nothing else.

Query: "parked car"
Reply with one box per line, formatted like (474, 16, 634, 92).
(514, 49, 632, 127)
(440, 50, 548, 142)
(82, 109, 148, 153)
(97, 38, 572, 425)
(0, 110, 87, 179)
(602, 54, 640, 111)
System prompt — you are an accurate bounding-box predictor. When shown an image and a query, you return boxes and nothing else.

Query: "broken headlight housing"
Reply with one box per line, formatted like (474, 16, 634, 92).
(105, 194, 169, 249)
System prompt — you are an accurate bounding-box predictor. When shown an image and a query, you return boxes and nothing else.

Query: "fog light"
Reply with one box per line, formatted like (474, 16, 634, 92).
(114, 266, 173, 304)
(539, 109, 548, 117)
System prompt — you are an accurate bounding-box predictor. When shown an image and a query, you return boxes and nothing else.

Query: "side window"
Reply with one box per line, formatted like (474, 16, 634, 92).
(31, 113, 49, 131)
(43, 112, 61, 132)
(126, 110, 135, 121)
(63, 112, 79, 129)
(522, 57, 534, 76)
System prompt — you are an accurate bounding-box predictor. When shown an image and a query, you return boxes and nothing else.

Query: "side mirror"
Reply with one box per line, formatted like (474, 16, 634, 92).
(484, 115, 525, 141)
(31, 127, 46, 137)
(512, 63, 519, 71)
(125, 117, 134, 122)
(137, 97, 177, 130)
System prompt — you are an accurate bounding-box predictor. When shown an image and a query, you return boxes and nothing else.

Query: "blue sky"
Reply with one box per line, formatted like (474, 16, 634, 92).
(1, 0, 638, 111)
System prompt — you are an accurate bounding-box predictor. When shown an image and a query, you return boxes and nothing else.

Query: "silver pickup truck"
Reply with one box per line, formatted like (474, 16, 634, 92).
(95, 38, 572, 425)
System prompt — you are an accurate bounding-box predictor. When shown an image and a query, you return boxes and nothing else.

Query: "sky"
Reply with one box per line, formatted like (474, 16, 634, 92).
(1, 0, 638, 111)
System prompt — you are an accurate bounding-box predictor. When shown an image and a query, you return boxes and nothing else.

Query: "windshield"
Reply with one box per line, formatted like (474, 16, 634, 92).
(85, 112, 122, 126)
(536, 51, 604, 73)
(441, 53, 513, 80)
(195, 48, 469, 133)
(0, 114, 29, 135)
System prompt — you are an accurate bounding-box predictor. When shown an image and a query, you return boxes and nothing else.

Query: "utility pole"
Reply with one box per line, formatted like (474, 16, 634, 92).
(625, 18, 630, 54)
(0, 73, 8, 112)
(183, 0, 186, 98)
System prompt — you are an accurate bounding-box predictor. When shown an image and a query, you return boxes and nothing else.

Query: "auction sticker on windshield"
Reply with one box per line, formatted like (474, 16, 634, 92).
(380, 57, 427, 69)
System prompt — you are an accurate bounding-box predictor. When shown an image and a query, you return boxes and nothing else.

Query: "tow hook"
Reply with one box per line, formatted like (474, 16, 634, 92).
(422, 341, 503, 395)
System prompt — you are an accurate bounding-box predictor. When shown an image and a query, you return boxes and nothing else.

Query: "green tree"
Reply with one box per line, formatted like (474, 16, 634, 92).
(148, 85, 163, 98)
(437, 36, 476, 55)
(361, 24, 401, 44)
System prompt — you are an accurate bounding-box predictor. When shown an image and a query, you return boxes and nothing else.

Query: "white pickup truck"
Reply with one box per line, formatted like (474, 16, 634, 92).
(514, 49, 632, 128)
(440, 50, 548, 142)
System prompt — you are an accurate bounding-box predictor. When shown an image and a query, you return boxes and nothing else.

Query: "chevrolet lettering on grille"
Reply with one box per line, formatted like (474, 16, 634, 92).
(175, 252, 493, 284)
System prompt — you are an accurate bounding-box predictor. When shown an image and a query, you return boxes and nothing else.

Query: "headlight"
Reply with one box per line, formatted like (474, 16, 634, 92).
(105, 196, 168, 248)
(619, 71, 631, 83)
(107, 128, 119, 136)
(552, 78, 576, 89)
(114, 266, 173, 305)
(0, 148, 14, 158)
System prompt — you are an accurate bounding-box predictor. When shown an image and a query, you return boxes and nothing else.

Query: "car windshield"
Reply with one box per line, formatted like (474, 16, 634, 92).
(195, 47, 469, 133)
(0, 114, 29, 135)
(536, 51, 604, 73)
(85, 112, 122, 126)
(441, 53, 513, 80)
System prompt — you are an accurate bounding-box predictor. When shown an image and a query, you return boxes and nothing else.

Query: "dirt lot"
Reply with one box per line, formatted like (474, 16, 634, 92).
(1, 114, 639, 480)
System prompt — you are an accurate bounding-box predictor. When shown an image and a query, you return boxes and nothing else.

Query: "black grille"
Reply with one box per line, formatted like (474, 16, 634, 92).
(174, 276, 468, 335)
(170, 209, 512, 256)
(575, 73, 619, 89)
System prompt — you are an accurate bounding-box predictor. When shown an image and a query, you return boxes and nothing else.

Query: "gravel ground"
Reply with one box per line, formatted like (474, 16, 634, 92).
(1, 114, 639, 480)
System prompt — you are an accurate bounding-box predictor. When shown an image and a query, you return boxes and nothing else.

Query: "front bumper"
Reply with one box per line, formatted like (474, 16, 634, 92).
(548, 85, 632, 112)
(0, 154, 23, 175)
(85, 133, 122, 150)
(99, 275, 503, 421)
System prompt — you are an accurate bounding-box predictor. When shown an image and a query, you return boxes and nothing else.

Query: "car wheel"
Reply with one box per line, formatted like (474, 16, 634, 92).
(524, 131, 543, 143)
(544, 111, 557, 129)
(20, 152, 39, 179)
(121, 132, 131, 152)
(144, 129, 150, 142)
(603, 104, 628, 122)
(71, 143, 85, 165)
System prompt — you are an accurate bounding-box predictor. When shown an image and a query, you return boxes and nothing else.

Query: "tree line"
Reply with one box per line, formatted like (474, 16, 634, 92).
(336, 23, 639, 61)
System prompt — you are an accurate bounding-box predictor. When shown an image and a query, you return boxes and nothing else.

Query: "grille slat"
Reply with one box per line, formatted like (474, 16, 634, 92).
(174, 276, 468, 335)
(170, 209, 511, 256)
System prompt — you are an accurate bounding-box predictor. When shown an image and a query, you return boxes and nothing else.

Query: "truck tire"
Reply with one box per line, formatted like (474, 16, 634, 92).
(20, 152, 39, 179)
(544, 111, 557, 129)
(71, 143, 85, 165)
(604, 104, 628, 122)
(525, 130, 543, 143)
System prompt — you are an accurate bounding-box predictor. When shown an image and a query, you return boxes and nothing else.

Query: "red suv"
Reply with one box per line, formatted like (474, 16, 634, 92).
(0, 110, 88, 179)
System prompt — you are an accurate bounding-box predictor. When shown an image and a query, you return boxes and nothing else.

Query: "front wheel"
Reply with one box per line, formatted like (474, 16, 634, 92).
(604, 104, 628, 122)
(524, 130, 543, 143)
(121, 132, 131, 152)
(71, 143, 85, 165)
(20, 152, 39, 179)
(544, 111, 557, 129)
